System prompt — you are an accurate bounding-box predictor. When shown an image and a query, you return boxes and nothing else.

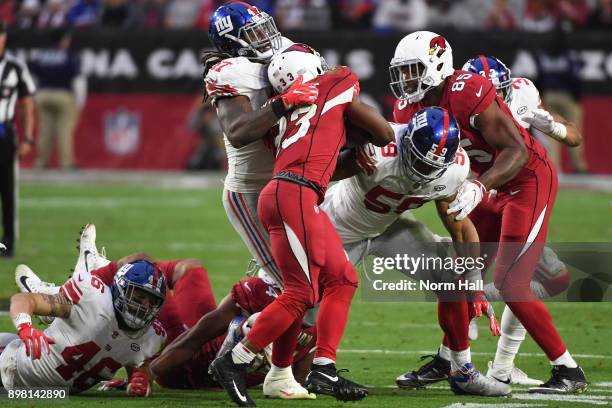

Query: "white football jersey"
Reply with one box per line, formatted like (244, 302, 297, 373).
(322, 124, 470, 244)
(508, 77, 541, 129)
(2, 272, 165, 393)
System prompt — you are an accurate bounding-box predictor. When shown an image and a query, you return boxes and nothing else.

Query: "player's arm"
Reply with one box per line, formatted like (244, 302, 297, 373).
(474, 102, 528, 190)
(345, 95, 394, 147)
(551, 112, 582, 147)
(149, 293, 241, 378)
(526, 107, 582, 147)
(435, 196, 479, 257)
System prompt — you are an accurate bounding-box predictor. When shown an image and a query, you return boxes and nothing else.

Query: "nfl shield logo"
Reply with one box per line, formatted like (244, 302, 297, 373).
(104, 110, 141, 156)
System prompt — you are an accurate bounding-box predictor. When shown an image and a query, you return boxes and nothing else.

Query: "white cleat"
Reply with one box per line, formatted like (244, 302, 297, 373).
(75, 224, 110, 273)
(15, 264, 58, 325)
(487, 361, 543, 386)
(468, 317, 479, 341)
(263, 375, 316, 400)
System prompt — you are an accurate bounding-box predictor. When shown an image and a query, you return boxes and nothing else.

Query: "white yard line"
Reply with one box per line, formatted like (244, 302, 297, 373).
(441, 404, 545, 408)
(513, 393, 611, 406)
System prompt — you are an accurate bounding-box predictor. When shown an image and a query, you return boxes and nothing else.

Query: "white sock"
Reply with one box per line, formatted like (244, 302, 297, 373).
(313, 357, 335, 366)
(491, 306, 526, 379)
(268, 364, 292, 379)
(231, 343, 256, 365)
(439, 344, 451, 361)
(450, 348, 471, 372)
(551, 350, 578, 368)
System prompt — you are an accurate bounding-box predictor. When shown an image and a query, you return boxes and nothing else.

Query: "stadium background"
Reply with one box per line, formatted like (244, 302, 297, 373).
(1, 0, 612, 407)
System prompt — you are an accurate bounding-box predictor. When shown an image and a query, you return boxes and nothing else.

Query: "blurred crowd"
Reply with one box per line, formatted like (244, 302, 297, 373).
(0, 0, 609, 32)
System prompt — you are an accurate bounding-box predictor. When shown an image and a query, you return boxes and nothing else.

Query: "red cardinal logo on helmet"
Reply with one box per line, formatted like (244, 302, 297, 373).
(429, 36, 447, 58)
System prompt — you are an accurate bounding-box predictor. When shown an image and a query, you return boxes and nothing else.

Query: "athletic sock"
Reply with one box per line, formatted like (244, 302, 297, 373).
(551, 350, 578, 368)
(439, 344, 451, 361)
(232, 342, 257, 365)
(267, 364, 293, 379)
(491, 305, 526, 380)
(450, 348, 471, 372)
(313, 357, 335, 366)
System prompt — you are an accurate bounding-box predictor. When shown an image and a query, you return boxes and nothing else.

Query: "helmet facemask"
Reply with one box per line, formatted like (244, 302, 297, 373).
(390, 60, 434, 104)
(400, 127, 455, 182)
(228, 12, 282, 62)
(113, 281, 164, 334)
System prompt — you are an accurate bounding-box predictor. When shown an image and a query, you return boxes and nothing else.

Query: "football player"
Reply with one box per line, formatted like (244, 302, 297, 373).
(209, 51, 393, 407)
(462, 55, 577, 385)
(0, 225, 166, 396)
(390, 31, 587, 394)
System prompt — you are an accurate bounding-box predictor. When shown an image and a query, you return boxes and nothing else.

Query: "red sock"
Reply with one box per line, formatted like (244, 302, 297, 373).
(506, 301, 566, 360)
(171, 266, 216, 327)
(438, 301, 470, 351)
(247, 294, 305, 351)
(315, 284, 356, 361)
(272, 318, 302, 368)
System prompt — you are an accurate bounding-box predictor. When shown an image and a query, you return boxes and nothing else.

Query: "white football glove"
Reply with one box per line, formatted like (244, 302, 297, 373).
(524, 108, 567, 140)
(447, 180, 486, 221)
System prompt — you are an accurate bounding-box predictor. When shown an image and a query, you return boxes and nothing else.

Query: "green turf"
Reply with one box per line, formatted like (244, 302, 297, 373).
(1, 183, 611, 407)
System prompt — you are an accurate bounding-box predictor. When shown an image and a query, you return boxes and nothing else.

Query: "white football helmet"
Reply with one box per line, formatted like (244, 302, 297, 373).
(268, 50, 323, 94)
(390, 31, 454, 103)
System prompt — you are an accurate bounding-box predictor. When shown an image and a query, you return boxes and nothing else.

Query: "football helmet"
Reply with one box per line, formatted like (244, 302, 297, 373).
(208, 2, 282, 62)
(268, 50, 323, 94)
(462, 55, 513, 103)
(390, 31, 454, 103)
(112, 260, 166, 332)
(399, 107, 460, 181)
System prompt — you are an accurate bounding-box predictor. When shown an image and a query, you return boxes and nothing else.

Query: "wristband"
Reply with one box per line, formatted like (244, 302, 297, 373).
(14, 313, 32, 329)
(271, 99, 288, 119)
(550, 122, 568, 141)
(463, 268, 483, 285)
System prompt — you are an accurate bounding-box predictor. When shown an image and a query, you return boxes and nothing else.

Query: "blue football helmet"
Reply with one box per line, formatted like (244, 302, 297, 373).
(462, 55, 513, 103)
(208, 2, 282, 62)
(112, 260, 166, 332)
(399, 107, 461, 181)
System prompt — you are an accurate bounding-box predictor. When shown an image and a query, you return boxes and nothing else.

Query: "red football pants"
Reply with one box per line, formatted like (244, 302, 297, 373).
(247, 180, 358, 366)
(468, 159, 566, 360)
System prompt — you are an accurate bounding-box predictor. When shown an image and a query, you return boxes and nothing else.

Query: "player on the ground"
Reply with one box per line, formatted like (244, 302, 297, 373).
(0, 225, 166, 396)
(210, 51, 394, 406)
(462, 55, 577, 385)
(390, 30, 587, 394)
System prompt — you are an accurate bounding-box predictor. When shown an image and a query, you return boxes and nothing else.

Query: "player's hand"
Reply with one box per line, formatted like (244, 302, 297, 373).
(447, 180, 486, 221)
(18, 141, 32, 158)
(471, 292, 501, 337)
(356, 144, 377, 175)
(97, 378, 128, 391)
(280, 75, 319, 110)
(17, 323, 54, 360)
(127, 370, 151, 397)
(524, 108, 555, 133)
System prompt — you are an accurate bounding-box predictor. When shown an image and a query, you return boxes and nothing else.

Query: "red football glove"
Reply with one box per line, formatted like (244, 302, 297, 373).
(471, 292, 501, 337)
(127, 370, 151, 397)
(280, 75, 319, 110)
(17, 323, 54, 360)
(356, 144, 377, 176)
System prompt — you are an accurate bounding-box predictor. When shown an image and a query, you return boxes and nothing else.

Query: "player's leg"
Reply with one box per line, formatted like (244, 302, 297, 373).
(493, 164, 586, 393)
(222, 188, 284, 288)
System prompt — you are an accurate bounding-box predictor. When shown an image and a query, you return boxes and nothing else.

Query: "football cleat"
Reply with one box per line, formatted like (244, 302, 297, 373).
(449, 363, 512, 396)
(469, 318, 479, 341)
(396, 353, 450, 389)
(487, 361, 543, 386)
(529, 365, 587, 394)
(305, 364, 368, 401)
(209, 352, 256, 407)
(263, 371, 316, 400)
(75, 224, 110, 273)
(15, 264, 58, 325)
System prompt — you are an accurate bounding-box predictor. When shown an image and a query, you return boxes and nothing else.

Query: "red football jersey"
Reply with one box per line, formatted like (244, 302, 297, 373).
(393, 70, 549, 186)
(273, 66, 360, 195)
(231, 277, 280, 314)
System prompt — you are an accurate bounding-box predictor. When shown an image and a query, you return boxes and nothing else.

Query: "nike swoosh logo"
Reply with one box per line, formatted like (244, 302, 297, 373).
(476, 85, 483, 98)
(318, 372, 339, 382)
(232, 380, 248, 402)
(510, 189, 520, 196)
(19, 276, 32, 293)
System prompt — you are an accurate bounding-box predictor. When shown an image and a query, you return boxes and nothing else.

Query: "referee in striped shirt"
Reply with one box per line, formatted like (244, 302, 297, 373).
(0, 21, 36, 258)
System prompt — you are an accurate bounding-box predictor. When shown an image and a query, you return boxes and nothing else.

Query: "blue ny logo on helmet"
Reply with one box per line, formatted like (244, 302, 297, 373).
(208, 2, 282, 62)
(112, 260, 166, 332)
(400, 107, 460, 182)
(462, 55, 513, 103)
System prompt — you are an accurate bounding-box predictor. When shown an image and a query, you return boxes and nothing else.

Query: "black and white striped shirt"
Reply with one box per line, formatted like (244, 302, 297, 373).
(0, 53, 36, 123)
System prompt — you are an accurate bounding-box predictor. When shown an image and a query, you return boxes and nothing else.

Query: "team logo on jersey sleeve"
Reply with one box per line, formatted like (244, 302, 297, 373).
(429, 36, 447, 58)
(518, 106, 528, 115)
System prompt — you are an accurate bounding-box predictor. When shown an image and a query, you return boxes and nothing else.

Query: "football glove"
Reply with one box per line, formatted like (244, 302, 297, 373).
(280, 75, 319, 110)
(524, 108, 567, 140)
(471, 292, 501, 337)
(356, 144, 377, 176)
(17, 322, 54, 360)
(97, 378, 128, 392)
(127, 370, 151, 397)
(447, 180, 486, 221)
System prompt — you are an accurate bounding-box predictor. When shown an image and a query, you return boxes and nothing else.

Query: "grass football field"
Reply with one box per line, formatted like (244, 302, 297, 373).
(1, 182, 611, 407)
